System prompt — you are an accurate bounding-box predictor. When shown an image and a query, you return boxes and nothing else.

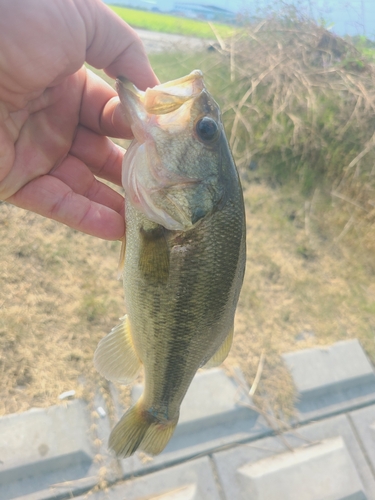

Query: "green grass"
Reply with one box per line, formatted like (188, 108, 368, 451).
(350, 35, 375, 62)
(109, 5, 234, 39)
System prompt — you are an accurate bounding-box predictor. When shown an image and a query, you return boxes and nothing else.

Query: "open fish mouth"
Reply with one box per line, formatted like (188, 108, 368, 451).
(117, 70, 205, 117)
(117, 71, 225, 231)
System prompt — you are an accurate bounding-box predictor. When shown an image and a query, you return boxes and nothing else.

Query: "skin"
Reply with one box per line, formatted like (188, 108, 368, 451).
(0, 0, 158, 240)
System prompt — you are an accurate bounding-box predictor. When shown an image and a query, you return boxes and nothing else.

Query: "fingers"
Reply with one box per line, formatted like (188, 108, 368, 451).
(50, 154, 124, 214)
(69, 125, 125, 186)
(76, 0, 160, 140)
(0, 0, 155, 240)
(4, 131, 126, 240)
(7, 169, 125, 240)
(0, 105, 29, 189)
(79, 69, 134, 139)
(0, 121, 16, 188)
(0, 74, 82, 200)
(82, 0, 159, 90)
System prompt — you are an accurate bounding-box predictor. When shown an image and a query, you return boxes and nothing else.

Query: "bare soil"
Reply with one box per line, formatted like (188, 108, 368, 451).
(1, 179, 374, 420)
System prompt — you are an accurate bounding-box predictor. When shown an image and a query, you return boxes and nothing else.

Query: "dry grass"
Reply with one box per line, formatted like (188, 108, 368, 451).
(220, 19, 375, 202)
(1, 179, 375, 419)
(0, 202, 124, 415)
(227, 182, 375, 417)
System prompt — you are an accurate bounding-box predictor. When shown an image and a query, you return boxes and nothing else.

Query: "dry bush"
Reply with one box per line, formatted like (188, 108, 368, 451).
(206, 14, 375, 211)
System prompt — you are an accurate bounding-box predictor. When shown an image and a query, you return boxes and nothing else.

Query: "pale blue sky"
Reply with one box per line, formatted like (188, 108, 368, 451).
(106, 1, 375, 38)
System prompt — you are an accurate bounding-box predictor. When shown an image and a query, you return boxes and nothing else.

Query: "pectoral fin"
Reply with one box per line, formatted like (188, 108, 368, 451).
(94, 315, 141, 384)
(203, 328, 233, 369)
(139, 225, 170, 284)
(117, 234, 126, 280)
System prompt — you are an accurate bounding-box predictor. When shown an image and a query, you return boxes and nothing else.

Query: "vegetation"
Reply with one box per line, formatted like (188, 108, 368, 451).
(109, 5, 234, 39)
(350, 35, 375, 62)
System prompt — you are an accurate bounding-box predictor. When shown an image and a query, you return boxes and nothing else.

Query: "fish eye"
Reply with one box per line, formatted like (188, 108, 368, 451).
(196, 117, 219, 142)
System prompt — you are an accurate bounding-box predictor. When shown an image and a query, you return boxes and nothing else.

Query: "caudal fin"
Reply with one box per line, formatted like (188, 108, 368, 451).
(109, 401, 178, 458)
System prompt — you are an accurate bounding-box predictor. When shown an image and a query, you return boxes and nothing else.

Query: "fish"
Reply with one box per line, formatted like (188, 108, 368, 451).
(94, 70, 246, 458)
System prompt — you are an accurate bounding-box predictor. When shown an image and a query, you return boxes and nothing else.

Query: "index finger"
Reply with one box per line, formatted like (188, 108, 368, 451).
(81, 0, 159, 90)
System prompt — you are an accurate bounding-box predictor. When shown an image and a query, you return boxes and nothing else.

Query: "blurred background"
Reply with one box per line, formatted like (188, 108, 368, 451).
(104, 0, 375, 37)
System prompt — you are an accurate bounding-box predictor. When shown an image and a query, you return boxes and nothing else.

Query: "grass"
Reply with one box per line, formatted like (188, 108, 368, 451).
(109, 5, 234, 39)
(351, 35, 375, 62)
(2, 177, 374, 419)
(0, 203, 125, 415)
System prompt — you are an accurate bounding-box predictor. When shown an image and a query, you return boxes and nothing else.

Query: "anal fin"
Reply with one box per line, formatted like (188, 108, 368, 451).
(203, 328, 233, 369)
(94, 315, 141, 384)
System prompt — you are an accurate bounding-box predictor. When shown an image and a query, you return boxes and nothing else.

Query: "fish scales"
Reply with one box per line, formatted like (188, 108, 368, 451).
(125, 194, 244, 418)
(94, 70, 246, 458)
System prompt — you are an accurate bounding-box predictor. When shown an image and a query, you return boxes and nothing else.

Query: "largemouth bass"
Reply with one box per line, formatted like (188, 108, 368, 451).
(94, 70, 246, 458)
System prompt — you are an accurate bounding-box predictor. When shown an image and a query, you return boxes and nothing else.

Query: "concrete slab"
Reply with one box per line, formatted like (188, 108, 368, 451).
(349, 404, 375, 477)
(0, 398, 115, 500)
(92, 391, 123, 485)
(213, 414, 375, 500)
(237, 436, 365, 499)
(112, 368, 271, 477)
(282, 339, 375, 422)
(75, 456, 221, 500)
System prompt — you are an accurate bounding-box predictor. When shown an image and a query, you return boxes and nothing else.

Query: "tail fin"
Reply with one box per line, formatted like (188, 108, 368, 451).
(109, 401, 178, 458)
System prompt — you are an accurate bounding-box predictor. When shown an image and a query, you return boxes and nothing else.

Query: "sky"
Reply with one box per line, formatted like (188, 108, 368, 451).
(107, 0, 375, 38)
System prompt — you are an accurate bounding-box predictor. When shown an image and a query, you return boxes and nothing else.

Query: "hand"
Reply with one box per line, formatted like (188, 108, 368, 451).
(0, 0, 158, 239)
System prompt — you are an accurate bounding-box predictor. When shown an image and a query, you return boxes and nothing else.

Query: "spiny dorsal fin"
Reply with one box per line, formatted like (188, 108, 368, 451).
(203, 328, 233, 369)
(94, 315, 141, 384)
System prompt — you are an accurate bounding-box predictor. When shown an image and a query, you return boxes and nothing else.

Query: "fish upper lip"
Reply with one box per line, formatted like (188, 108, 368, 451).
(117, 70, 206, 119)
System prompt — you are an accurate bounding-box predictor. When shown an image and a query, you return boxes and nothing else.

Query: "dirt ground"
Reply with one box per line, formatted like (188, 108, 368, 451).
(1, 177, 374, 420)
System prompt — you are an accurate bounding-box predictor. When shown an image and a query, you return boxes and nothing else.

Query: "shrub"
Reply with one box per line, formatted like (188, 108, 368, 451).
(206, 11, 375, 204)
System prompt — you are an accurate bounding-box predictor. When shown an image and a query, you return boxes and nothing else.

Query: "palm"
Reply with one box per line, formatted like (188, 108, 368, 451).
(0, 0, 157, 239)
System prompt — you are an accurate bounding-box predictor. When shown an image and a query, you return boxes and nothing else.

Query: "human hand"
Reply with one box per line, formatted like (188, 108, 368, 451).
(0, 0, 158, 240)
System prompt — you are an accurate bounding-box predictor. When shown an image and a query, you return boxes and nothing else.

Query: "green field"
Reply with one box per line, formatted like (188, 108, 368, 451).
(109, 5, 234, 39)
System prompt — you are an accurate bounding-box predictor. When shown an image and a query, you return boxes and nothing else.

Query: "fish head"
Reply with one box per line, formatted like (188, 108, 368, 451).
(117, 70, 236, 231)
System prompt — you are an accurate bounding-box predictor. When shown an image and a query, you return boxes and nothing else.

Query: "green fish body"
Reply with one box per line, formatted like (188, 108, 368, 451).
(94, 71, 246, 458)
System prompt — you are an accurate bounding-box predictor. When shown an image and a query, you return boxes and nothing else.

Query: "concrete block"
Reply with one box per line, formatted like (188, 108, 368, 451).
(114, 368, 271, 477)
(213, 414, 375, 500)
(282, 339, 375, 421)
(75, 456, 221, 500)
(0, 399, 114, 500)
(237, 437, 365, 500)
(349, 404, 375, 475)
